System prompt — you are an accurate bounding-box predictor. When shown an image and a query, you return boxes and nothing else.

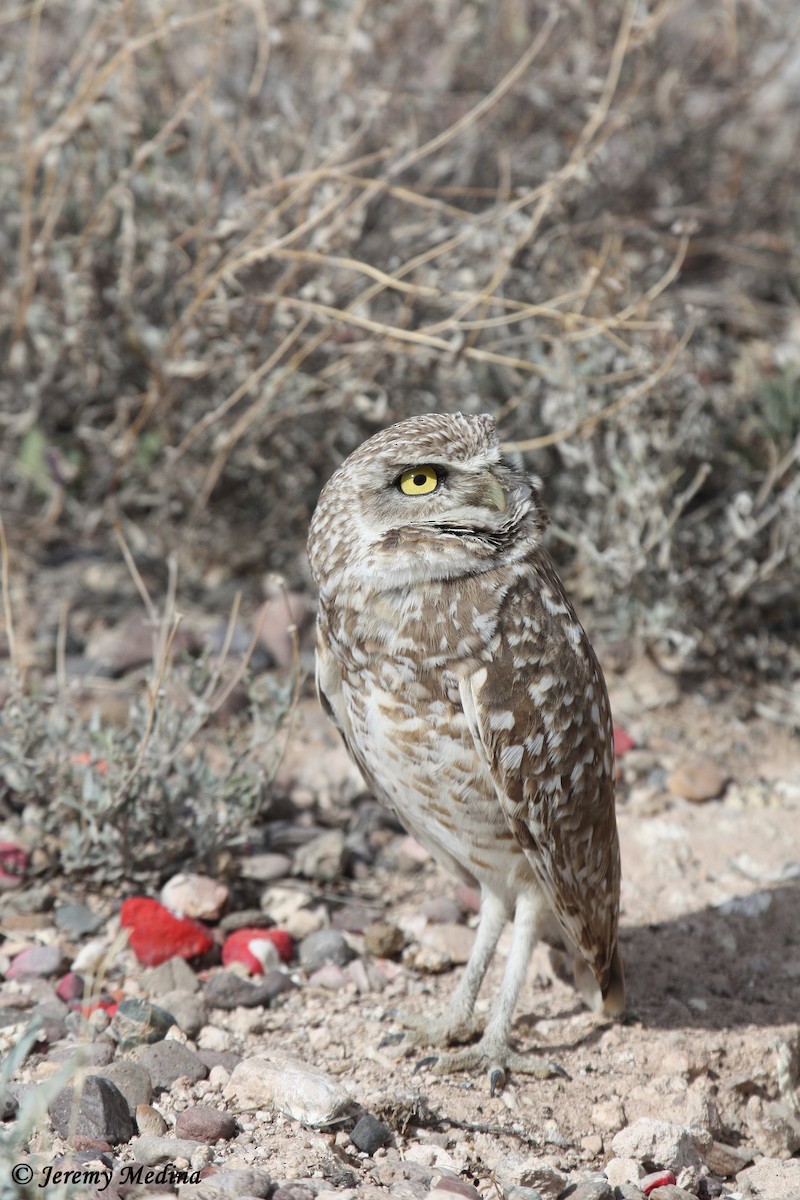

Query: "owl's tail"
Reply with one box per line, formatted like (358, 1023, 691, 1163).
(574, 941, 625, 1017)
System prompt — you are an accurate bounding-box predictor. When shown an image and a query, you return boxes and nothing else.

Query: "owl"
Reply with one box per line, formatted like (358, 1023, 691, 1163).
(307, 412, 624, 1091)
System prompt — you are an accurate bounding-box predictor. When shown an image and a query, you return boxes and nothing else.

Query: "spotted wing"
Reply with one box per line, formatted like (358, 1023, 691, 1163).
(458, 553, 621, 1000)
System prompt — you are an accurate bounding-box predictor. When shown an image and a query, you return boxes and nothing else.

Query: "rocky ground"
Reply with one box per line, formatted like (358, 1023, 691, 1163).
(1, 600, 800, 1200)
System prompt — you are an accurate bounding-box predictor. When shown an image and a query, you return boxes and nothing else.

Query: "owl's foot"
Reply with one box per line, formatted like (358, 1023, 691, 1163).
(398, 1010, 485, 1049)
(414, 1037, 568, 1095)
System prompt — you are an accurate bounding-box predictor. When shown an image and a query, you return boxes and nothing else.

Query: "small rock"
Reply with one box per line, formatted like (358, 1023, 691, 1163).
(222, 928, 288, 973)
(49, 1075, 133, 1144)
(648, 1188, 694, 1199)
(430, 1177, 481, 1198)
(48, 1039, 116, 1067)
(307, 963, 350, 990)
(641, 1172, 677, 1195)
(350, 1112, 392, 1154)
(142, 955, 200, 996)
(181, 1165, 272, 1198)
(293, 829, 346, 882)
(161, 873, 229, 920)
(626, 659, 680, 709)
(175, 1103, 237, 1142)
(137, 1039, 208, 1090)
(611, 1119, 704, 1173)
(159, 989, 206, 1037)
(404, 942, 452, 973)
(30, 1000, 68, 1043)
(204, 969, 293, 1009)
(558, 1176, 612, 1199)
(224, 1055, 354, 1126)
(395, 835, 431, 872)
(503, 1190, 545, 1200)
(420, 896, 463, 924)
(136, 1103, 168, 1135)
(299, 928, 355, 971)
(419, 923, 475, 965)
(120, 897, 214, 966)
(705, 1140, 753, 1177)
(604, 1158, 644, 1187)
(516, 1163, 568, 1197)
(736, 1157, 800, 1199)
(1, 1092, 18, 1121)
(581, 1133, 604, 1157)
(54, 902, 105, 937)
(95, 1061, 153, 1115)
(744, 1094, 800, 1157)
(240, 853, 293, 882)
(6, 945, 64, 979)
(456, 884, 480, 914)
(614, 1188, 646, 1200)
(347, 957, 389, 993)
(55, 972, 85, 1003)
(666, 759, 726, 803)
(109, 998, 176, 1048)
(130, 1134, 202, 1165)
(363, 921, 405, 960)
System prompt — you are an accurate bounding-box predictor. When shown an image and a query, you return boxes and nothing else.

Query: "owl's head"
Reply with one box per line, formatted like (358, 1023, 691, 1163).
(308, 412, 547, 596)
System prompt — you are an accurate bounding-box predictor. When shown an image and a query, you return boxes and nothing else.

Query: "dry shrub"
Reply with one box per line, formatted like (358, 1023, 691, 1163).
(0, 0, 798, 696)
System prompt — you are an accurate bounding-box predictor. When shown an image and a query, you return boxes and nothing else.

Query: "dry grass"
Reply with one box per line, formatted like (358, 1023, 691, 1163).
(0, 0, 799, 694)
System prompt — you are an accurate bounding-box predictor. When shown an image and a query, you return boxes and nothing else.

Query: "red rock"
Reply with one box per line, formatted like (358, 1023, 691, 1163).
(120, 897, 213, 967)
(221, 928, 293, 973)
(642, 1172, 677, 1195)
(56, 972, 85, 1003)
(0, 842, 27, 888)
(614, 726, 636, 756)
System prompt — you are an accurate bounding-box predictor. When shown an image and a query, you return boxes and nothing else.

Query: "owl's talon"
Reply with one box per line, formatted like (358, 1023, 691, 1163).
(489, 1066, 506, 1096)
(378, 1032, 405, 1048)
(413, 1055, 439, 1074)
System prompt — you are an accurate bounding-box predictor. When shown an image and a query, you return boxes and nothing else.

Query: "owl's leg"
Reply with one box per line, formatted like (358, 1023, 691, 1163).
(401, 890, 507, 1047)
(419, 891, 565, 1091)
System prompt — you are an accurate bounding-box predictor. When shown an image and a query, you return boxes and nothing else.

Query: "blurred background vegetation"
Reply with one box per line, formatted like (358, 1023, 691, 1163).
(1, 0, 798, 702)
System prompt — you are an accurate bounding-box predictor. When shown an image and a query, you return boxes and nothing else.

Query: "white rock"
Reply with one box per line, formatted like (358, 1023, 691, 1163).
(611, 1118, 705, 1172)
(604, 1157, 643, 1186)
(161, 872, 228, 920)
(223, 1055, 354, 1127)
(736, 1157, 800, 1198)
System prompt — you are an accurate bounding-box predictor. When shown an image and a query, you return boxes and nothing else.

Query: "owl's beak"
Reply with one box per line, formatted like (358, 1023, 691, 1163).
(480, 472, 507, 513)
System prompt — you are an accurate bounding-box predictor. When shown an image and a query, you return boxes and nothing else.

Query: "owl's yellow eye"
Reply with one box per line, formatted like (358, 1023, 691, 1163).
(398, 465, 441, 495)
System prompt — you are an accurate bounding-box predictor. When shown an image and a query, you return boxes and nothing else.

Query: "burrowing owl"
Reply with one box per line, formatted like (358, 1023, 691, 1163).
(307, 412, 623, 1089)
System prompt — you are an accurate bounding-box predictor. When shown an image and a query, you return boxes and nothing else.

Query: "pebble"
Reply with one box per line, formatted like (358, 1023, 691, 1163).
(641, 1173, 677, 1195)
(137, 1038, 209, 1090)
(224, 1055, 354, 1126)
(666, 759, 727, 803)
(54, 902, 105, 937)
(159, 989, 206, 1037)
(611, 1119, 704, 1172)
(293, 829, 346, 882)
(49, 1075, 133, 1144)
(183, 1165, 272, 1198)
(130, 1134, 202, 1165)
(6, 945, 64, 979)
(705, 1139, 753, 1176)
(136, 1103, 168, 1135)
(503, 1190, 545, 1200)
(49, 1039, 116, 1067)
(456, 884, 480, 914)
(299, 928, 355, 971)
(1, 1092, 18, 1120)
(222, 928, 284, 973)
(744, 1094, 800, 1157)
(350, 1112, 392, 1154)
(429, 1177, 481, 1199)
(239, 853, 293, 882)
(120, 897, 214, 966)
(511, 1162, 567, 1197)
(175, 1103, 238, 1142)
(55, 971, 84, 1003)
(605, 1158, 644, 1187)
(419, 896, 463, 924)
(199, 1049, 242, 1075)
(161, 872, 229, 920)
(557, 1176, 613, 1200)
(736, 1157, 800, 1199)
(109, 998, 177, 1049)
(143, 955, 200, 995)
(307, 963, 350, 990)
(395, 835, 432, 872)
(648, 1188, 694, 1200)
(95, 1061, 153, 1114)
(363, 921, 405, 959)
(204, 969, 294, 1009)
(403, 942, 451, 973)
(347, 957, 389, 993)
(418, 923, 475, 965)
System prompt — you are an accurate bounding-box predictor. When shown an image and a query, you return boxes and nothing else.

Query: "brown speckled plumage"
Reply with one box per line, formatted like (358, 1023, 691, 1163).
(307, 412, 624, 1082)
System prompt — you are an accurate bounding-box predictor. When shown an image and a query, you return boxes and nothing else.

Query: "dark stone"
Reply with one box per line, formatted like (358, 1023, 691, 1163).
(95, 1061, 153, 1115)
(298, 929, 355, 971)
(49, 1075, 133, 1145)
(175, 1103, 238, 1142)
(137, 1038, 208, 1090)
(350, 1112, 392, 1154)
(204, 969, 292, 1010)
(109, 998, 176, 1048)
(54, 902, 105, 936)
